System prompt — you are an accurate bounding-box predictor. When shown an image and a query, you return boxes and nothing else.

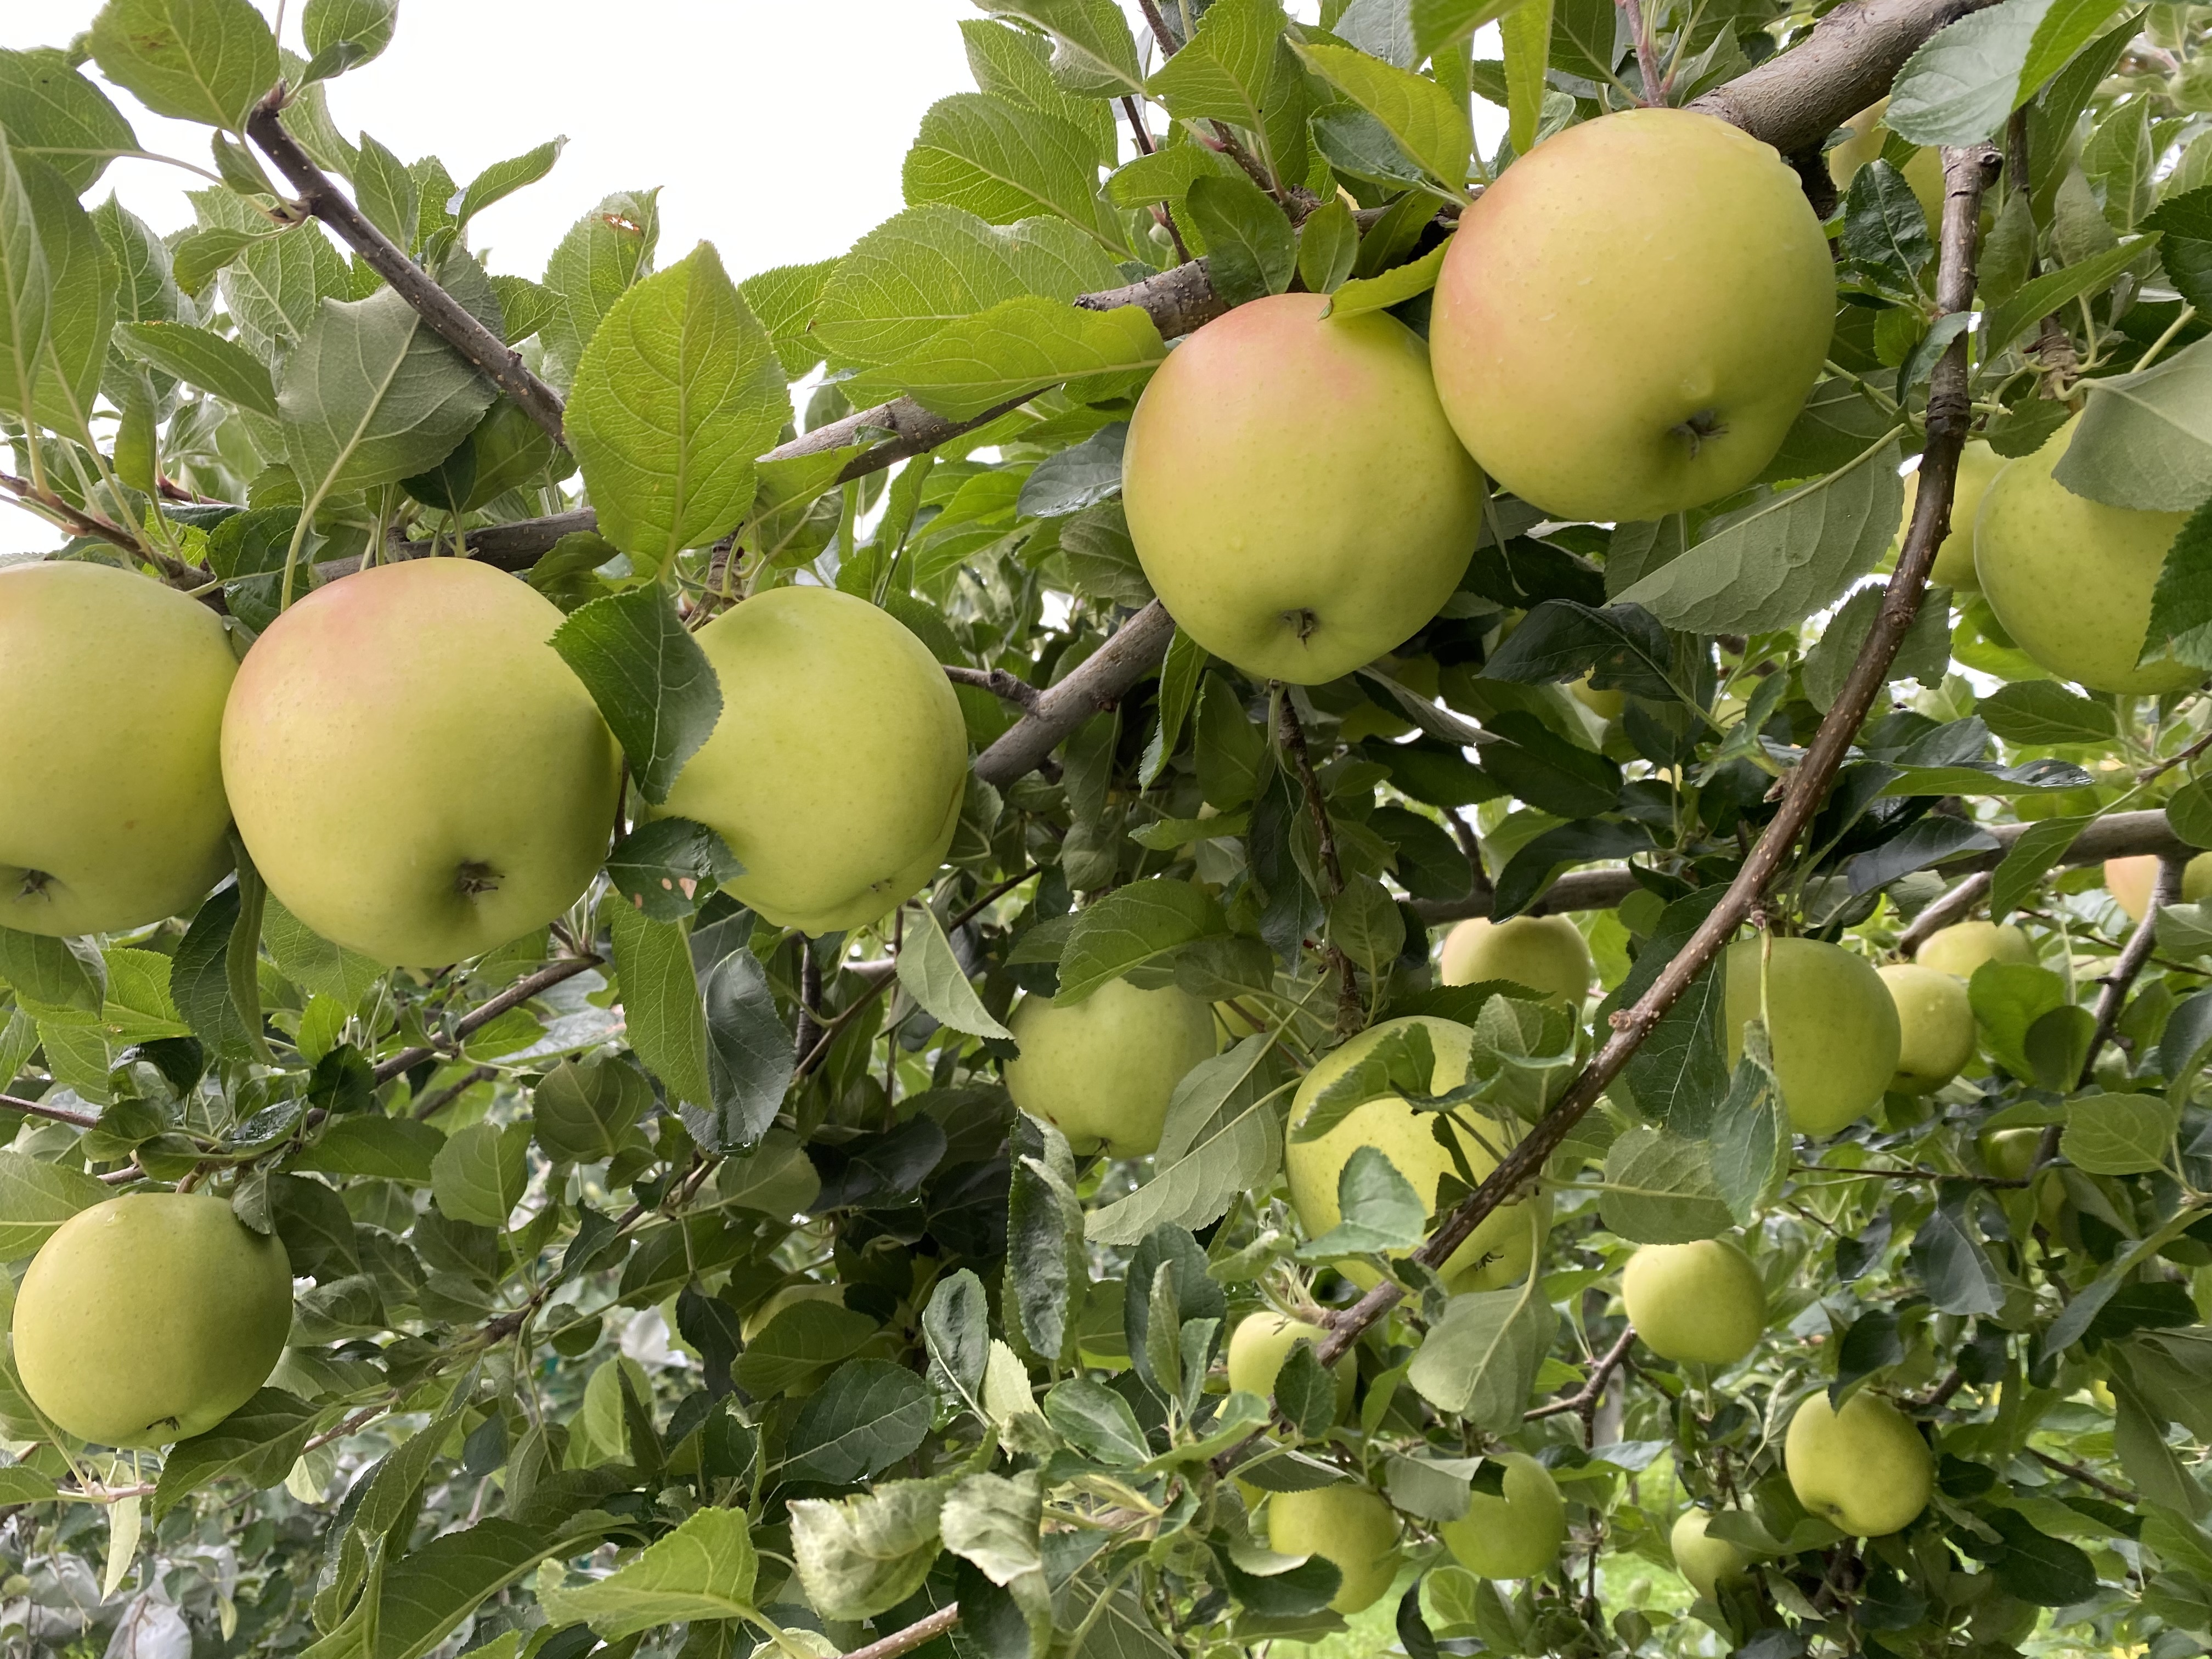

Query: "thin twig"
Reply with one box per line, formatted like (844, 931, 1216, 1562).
(1278, 691, 1361, 1036)
(1793, 1163, 2026, 1188)
(1525, 1324, 1637, 1448)
(1895, 870, 1992, 956)
(944, 665, 1044, 712)
(841, 1606, 961, 1659)
(1316, 141, 2003, 1369)
(244, 89, 568, 445)
(2139, 725, 2212, 785)
(412, 1064, 496, 1122)
(795, 948, 825, 1071)
(2078, 851, 2185, 1087)
(0, 1094, 100, 1130)
(373, 955, 605, 1084)
(1617, 0, 1667, 104)
(2029, 1448, 2135, 1504)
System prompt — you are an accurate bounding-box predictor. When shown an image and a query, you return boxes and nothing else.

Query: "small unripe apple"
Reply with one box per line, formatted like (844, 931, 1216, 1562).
(1621, 1239, 1765, 1365)
(1974, 416, 2204, 695)
(1878, 963, 1974, 1093)
(1005, 979, 1217, 1158)
(1670, 1508, 1752, 1601)
(2105, 853, 2212, 921)
(1722, 938, 1901, 1136)
(224, 560, 621, 967)
(1440, 915, 1593, 1003)
(1267, 1484, 1401, 1613)
(659, 586, 968, 936)
(14, 1194, 293, 1447)
(1981, 1126, 2040, 1182)
(1897, 440, 2005, 592)
(1914, 920, 2035, 978)
(1, 561, 236, 937)
(1784, 1390, 1932, 1536)
(1226, 1313, 1354, 1422)
(1286, 1017, 1550, 1293)
(1430, 108, 1835, 522)
(1121, 292, 1485, 684)
(1439, 1452, 1565, 1579)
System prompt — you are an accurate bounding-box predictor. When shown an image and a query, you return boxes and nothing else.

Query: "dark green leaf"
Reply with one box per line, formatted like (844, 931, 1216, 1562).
(550, 584, 723, 805)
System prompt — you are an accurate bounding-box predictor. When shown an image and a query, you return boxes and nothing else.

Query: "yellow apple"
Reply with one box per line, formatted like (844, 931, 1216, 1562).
(1440, 1452, 1565, 1578)
(1, 561, 236, 937)
(1430, 108, 1835, 521)
(1898, 440, 2005, 592)
(1004, 978, 1217, 1158)
(1878, 963, 1974, 1093)
(1268, 1484, 1401, 1613)
(1974, 417, 2203, 695)
(1827, 98, 1946, 229)
(1226, 1312, 1355, 1421)
(1723, 938, 1901, 1135)
(224, 560, 620, 967)
(1784, 1390, 1932, 1536)
(2105, 853, 2212, 921)
(1570, 674, 1624, 720)
(1670, 1508, 1752, 1601)
(1120, 291, 1485, 684)
(13, 1193, 292, 1447)
(658, 586, 967, 935)
(1621, 1238, 1765, 1365)
(1439, 915, 1593, 1003)
(1914, 919, 2035, 978)
(1285, 1017, 1550, 1292)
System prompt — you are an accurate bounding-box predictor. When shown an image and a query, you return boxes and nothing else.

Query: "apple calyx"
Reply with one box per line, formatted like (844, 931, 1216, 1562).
(454, 860, 505, 898)
(1672, 408, 1729, 456)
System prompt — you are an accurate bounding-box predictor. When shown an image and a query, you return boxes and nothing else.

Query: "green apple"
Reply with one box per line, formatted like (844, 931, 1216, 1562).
(14, 1193, 292, 1447)
(1827, 98, 1946, 229)
(658, 586, 968, 936)
(1439, 1452, 1566, 1579)
(1430, 108, 1835, 522)
(1670, 1508, 1752, 1601)
(1914, 919, 2035, 978)
(1723, 938, 1901, 1136)
(2106, 852, 2212, 921)
(1286, 1017, 1550, 1292)
(224, 560, 620, 968)
(1974, 416, 2203, 694)
(1005, 978, 1216, 1158)
(1439, 915, 1593, 1003)
(1570, 674, 1624, 720)
(1, 561, 236, 937)
(1784, 1390, 1933, 1536)
(1982, 1126, 2040, 1182)
(1898, 440, 2005, 592)
(1878, 963, 1975, 1093)
(1621, 1238, 1765, 1365)
(1227, 1312, 1356, 1422)
(1120, 291, 1485, 684)
(1267, 1483, 1402, 1613)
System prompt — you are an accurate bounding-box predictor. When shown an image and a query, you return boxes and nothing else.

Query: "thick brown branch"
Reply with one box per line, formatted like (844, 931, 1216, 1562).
(382, 509, 599, 571)
(1317, 143, 2002, 1369)
(1895, 870, 1993, 956)
(245, 88, 568, 445)
(974, 602, 1177, 786)
(373, 955, 604, 1085)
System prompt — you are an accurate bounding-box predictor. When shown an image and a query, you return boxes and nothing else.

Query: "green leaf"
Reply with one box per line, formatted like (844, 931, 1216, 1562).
(1321, 240, 1448, 321)
(1500, 0, 1553, 155)
(1976, 680, 2119, 745)
(1295, 42, 1472, 195)
(1056, 878, 1226, 1002)
(280, 279, 499, 512)
(1614, 439, 1904, 634)
(0, 48, 137, 195)
(812, 205, 1122, 373)
(1326, 874, 1407, 974)
(154, 1389, 322, 1515)
(1147, 0, 1301, 187)
(1908, 1182, 2005, 1314)
(924, 1268, 991, 1419)
(0, 1149, 110, 1262)
(604, 817, 741, 923)
(1006, 1120, 1084, 1361)
(739, 258, 837, 376)
(566, 242, 788, 573)
(1085, 1035, 1295, 1244)
(2063, 1092, 2175, 1175)
(452, 138, 565, 232)
(541, 1506, 757, 1639)
(300, 0, 398, 77)
(896, 904, 1013, 1040)
(1410, 0, 1525, 55)
(844, 294, 1165, 421)
(292, 1115, 444, 1183)
(0, 927, 105, 1015)
(975, 1, 1146, 96)
(1968, 961, 2073, 1081)
(1991, 814, 2094, 919)
(1141, 626, 1206, 787)
(732, 1301, 878, 1398)
(1987, 1508, 2098, 1607)
(1886, 0, 2121, 146)
(1183, 173, 1294, 306)
(429, 1120, 529, 1229)
(117, 319, 277, 415)
(540, 188, 659, 387)
(88, 0, 279, 130)
(902, 94, 1116, 249)
(941, 1470, 1043, 1587)
(0, 133, 51, 431)
(1707, 1055, 1785, 1226)
(532, 1054, 651, 1163)
(549, 584, 722, 805)
(788, 1480, 947, 1623)
(783, 1359, 934, 1484)
(345, 1520, 580, 1659)
(606, 906, 710, 1109)
(1982, 235, 2152, 357)
(1407, 1279, 1556, 1429)
(1296, 1144, 1426, 1257)
(1042, 1376, 1151, 1464)
(692, 945, 792, 1155)
(1598, 1125, 1732, 1243)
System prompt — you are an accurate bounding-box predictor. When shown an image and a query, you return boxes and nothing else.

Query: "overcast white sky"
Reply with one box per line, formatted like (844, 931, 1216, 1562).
(3, 1, 1501, 555)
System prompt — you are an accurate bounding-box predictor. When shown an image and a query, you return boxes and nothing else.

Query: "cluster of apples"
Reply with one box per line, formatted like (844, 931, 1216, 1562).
(0, 557, 969, 966)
